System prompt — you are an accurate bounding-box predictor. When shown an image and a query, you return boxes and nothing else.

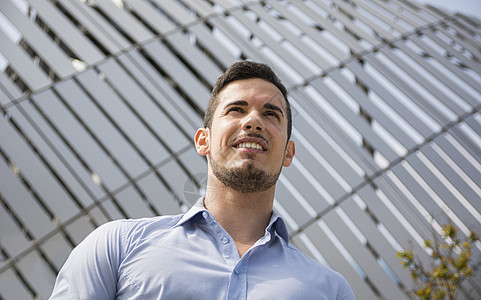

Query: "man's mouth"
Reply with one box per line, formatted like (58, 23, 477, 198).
(236, 142, 264, 151)
(232, 136, 268, 152)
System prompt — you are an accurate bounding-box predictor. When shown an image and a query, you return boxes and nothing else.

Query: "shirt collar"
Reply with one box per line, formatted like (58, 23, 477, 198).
(267, 210, 289, 245)
(173, 197, 290, 244)
(173, 198, 209, 228)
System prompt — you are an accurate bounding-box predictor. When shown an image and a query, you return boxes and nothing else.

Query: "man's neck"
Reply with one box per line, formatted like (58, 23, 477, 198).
(204, 177, 275, 257)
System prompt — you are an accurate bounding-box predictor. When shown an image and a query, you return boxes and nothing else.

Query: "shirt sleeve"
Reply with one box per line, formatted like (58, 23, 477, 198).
(49, 220, 125, 300)
(337, 275, 357, 300)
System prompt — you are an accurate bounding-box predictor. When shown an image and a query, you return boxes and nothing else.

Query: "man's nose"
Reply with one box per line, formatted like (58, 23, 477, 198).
(242, 112, 264, 131)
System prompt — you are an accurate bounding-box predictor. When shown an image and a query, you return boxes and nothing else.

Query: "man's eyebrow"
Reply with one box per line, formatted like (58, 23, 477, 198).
(264, 103, 284, 117)
(223, 100, 248, 110)
(223, 100, 284, 118)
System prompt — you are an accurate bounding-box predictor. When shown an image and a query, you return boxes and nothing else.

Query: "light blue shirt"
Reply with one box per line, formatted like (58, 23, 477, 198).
(50, 199, 355, 299)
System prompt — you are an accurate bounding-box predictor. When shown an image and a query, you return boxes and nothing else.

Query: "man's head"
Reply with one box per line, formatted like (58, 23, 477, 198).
(195, 61, 295, 194)
(204, 61, 292, 141)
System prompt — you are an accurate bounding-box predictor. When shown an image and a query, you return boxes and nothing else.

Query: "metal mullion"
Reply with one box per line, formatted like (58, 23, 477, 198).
(434, 24, 481, 63)
(330, 67, 419, 150)
(379, 47, 471, 118)
(0, 109, 82, 225)
(423, 141, 481, 217)
(249, 5, 340, 68)
(0, 155, 59, 253)
(294, 121, 364, 193)
(93, 0, 153, 43)
(346, 60, 437, 140)
(151, 0, 197, 25)
(410, 34, 481, 97)
(291, 126, 351, 201)
(27, 0, 104, 64)
(323, 209, 408, 299)
(29, 91, 129, 218)
(142, 40, 211, 110)
(0, 29, 51, 91)
(0, 193, 59, 277)
(229, 9, 315, 79)
(0, 142, 78, 251)
(269, 0, 365, 54)
(124, 0, 177, 34)
(59, 0, 130, 53)
(406, 153, 476, 228)
(82, 67, 192, 209)
(368, 0, 425, 28)
(390, 160, 452, 228)
(381, 169, 471, 294)
(453, 15, 481, 37)
(112, 54, 195, 140)
(310, 77, 399, 162)
(116, 49, 202, 132)
(434, 136, 481, 212)
(448, 122, 481, 164)
(342, 0, 410, 35)
(396, 0, 440, 23)
(208, 15, 268, 63)
(339, 198, 413, 289)
(324, 0, 396, 40)
(393, 40, 480, 107)
(69, 77, 166, 216)
(447, 20, 481, 55)
(436, 133, 481, 199)
(465, 115, 481, 138)
(358, 180, 434, 266)
(283, 155, 334, 213)
(0, 241, 38, 298)
(56, 79, 150, 183)
(0, 72, 22, 102)
(291, 88, 380, 177)
(15, 101, 112, 221)
(165, 31, 223, 84)
(258, 2, 353, 61)
(9, 104, 99, 222)
(0, 157, 49, 255)
(212, 0, 243, 11)
(96, 59, 192, 155)
(292, 0, 379, 46)
(417, 146, 480, 226)
(188, 22, 238, 67)
(302, 222, 380, 300)
(363, 53, 459, 125)
(422, 29, 481, 75)
(0, 0, 75, 78)
(181, 0, 217, 17)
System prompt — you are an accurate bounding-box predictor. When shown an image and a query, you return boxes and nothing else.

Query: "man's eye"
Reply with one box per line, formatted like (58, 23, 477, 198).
(264, 111, 279, 119)
(228, 107, 243, 113)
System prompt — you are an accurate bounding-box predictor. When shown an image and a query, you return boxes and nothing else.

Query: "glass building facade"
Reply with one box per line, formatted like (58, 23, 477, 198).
(0, 0, 480, 298)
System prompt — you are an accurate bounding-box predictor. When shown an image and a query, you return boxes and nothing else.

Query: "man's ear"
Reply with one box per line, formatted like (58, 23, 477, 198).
(195, 128, 210, 156)
(283, 140, 295, 167)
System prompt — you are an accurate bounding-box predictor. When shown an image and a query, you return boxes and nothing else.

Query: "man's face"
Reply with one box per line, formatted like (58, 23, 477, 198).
(195, 78, 295, 193)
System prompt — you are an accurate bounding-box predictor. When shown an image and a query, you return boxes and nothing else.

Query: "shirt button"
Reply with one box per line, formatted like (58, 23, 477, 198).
(222, 236, 229, 244)
(202, 211, 208, 219)
(233, 269, 239, 275)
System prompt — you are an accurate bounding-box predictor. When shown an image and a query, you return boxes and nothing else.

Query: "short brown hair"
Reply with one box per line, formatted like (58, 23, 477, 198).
(204, 61, 292, 140)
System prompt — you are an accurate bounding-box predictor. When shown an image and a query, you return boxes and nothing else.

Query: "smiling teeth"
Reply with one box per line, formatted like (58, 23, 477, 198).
(237, 142, 263, 151)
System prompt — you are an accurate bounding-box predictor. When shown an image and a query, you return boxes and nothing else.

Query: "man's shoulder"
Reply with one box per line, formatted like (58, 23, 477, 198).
(283, 242, 346, 280)
(89, 213, 183, 241)
(281, 243, 355, 298)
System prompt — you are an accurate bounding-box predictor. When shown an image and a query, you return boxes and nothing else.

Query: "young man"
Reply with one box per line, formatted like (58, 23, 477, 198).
(50, 61, 356, 299)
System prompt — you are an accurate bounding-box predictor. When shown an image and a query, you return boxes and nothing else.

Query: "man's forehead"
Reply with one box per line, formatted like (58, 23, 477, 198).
(217, 78, 286, 108)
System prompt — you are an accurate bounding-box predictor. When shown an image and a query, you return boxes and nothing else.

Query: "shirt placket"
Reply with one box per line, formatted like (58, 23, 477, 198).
(201, 212, 246, 299)
(202, 211, 276, 300)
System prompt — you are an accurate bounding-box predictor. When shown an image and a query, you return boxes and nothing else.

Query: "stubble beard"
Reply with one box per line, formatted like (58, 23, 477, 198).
(209, 152, 282, 193)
